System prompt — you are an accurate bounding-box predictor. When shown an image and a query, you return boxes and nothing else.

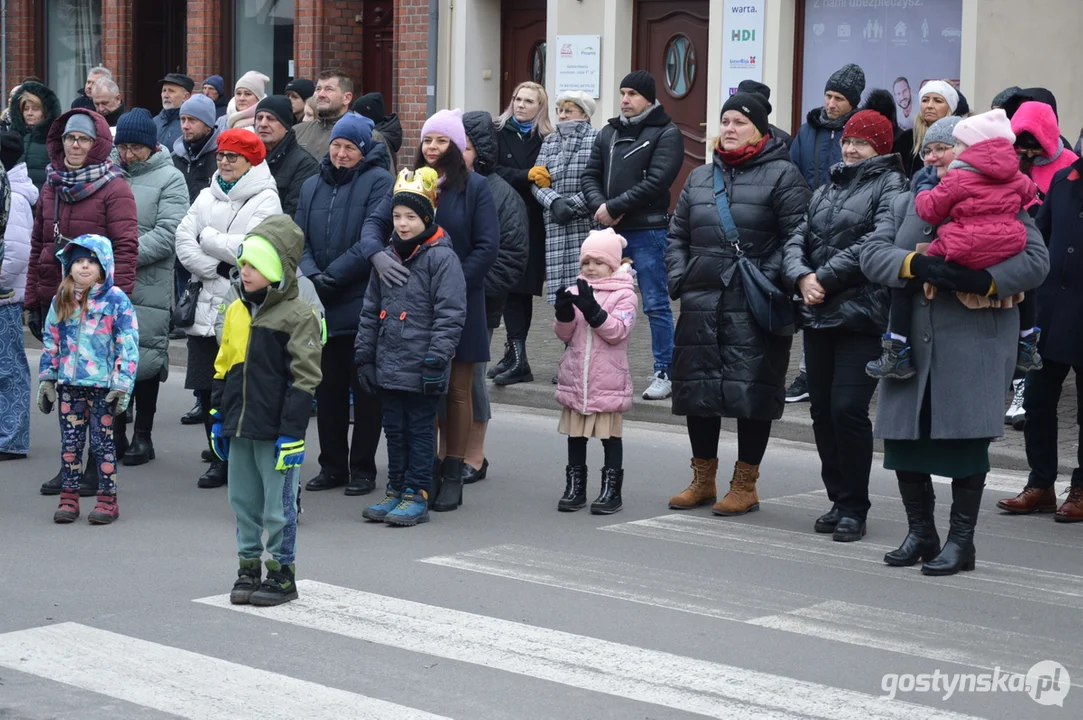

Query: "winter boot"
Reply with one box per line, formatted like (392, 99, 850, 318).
(487, 342, 514, 379)
(1017, 329, 1043, 372)
(114, 433, 129, 463)
(362, 486, 403, 522)
(865, 336, 915, 380)
(249, 560, 298, 606)
(433, 457, 464, 512)
(558, 465, 588, 512)
(345, 471, 377, 496)
(492, 339, 534, 386)
(198, 460, 228, 489)
(428, 457, 442, 509)
(122, 432, 155, 466)
(53, 491, 80, 524)
(78, 461, 99, 497)
(384, 488, 431, 526)
(590, 467, 624, 515)
(230, 558, 262, 604)
(921, 481, 983, 576)
(87, 493, 119, 525)
(884, 478, 941, 566)
(668, 458, 718, 509)
(40, 469, 63, 495)
(712, 461, 760, 516)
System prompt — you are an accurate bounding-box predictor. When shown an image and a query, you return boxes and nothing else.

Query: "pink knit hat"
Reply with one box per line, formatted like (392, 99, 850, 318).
(580, 228, 627, 272)
(953, 109, 1016, 147)
(420, 108, 467, 152)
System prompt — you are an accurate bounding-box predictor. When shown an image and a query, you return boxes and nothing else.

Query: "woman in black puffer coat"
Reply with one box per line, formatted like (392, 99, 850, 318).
(782, 98, 906, 542)
(665, 93, 810, 518)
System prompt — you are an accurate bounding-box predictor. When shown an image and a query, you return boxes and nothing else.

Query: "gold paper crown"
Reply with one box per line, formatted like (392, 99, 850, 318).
(393, 167, 439, 206)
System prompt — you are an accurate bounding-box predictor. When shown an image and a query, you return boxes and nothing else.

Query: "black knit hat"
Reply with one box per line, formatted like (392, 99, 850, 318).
(737, 80, 772, 114)
(825, 63, 866, 107)
(1, 130, 24, 171)
(620, 70, 656, 104)
(391, 192, 435, 228)
(352, 92, 386, 122)
(255, 95, 295, 128)
(284, 78, 315, 101)
(722, 92, 770, 136)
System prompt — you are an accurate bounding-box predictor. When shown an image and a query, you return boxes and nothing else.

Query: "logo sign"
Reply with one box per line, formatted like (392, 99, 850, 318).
(731, 29, 756, 42)
(720, 1, 765, 95)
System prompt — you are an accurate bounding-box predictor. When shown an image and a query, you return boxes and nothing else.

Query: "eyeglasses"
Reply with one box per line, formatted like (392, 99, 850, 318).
(216, 152, 242, 164)
(1017, 148, 1043, 159)
(116, 144, 146, 156)
(63, 134, 93, 148)
(841, 137, 871, 150)
(920, 144, 953, 160)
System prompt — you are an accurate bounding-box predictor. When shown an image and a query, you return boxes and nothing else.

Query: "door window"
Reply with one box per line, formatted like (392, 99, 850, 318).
(46, 0, 103, 107)
(530, 42, 547, 86)
(234, 0, 295, 94)
(663, 34, 697, 99)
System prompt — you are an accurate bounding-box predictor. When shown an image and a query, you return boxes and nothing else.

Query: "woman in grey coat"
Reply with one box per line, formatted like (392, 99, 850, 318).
(860, 186, 1048, 575)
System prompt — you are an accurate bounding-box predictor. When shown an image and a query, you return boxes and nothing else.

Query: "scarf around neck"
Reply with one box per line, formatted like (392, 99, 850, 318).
(216, 168, 249, 195)
(509, 116, 535, 135)
(620, 101, 659, 126)
(816, 108, 850, 131)
(1033, 138, 1065, 167)
(47, 159, 121, 203)
(716, 135, 769, 166)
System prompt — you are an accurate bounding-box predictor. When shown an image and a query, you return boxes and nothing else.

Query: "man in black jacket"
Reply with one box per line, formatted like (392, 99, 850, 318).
(255, 95, 319, 216)
(582, 70, 682, 400)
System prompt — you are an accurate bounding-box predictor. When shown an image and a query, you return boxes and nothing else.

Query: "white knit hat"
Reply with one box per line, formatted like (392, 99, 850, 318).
(234, 71, 270, 99)
(918, 80, 959, 114)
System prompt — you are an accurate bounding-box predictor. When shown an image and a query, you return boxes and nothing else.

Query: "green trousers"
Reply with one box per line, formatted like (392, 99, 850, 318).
(227, 437, 299, 565)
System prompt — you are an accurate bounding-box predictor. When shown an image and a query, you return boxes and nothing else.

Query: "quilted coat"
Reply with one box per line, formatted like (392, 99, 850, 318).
(0, 163, 38, 307)
(554, 265, 638, 415)
(26, 109, 139, 312)
(916, 138, 1036, 270)
(666, 140, 811, 420)
(493, 123, 546, 296)
(1011, 101, 1081, 200)
(8, 81, 62, 189)
(782, 153, 906, 334)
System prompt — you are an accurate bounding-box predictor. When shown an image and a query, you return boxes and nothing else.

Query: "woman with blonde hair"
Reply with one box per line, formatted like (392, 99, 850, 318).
(894, 80, 959, 177)
(490, 81, 553, 385)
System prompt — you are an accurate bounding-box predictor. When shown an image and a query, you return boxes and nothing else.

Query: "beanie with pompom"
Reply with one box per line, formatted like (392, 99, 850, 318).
(580, 228, 627, 272)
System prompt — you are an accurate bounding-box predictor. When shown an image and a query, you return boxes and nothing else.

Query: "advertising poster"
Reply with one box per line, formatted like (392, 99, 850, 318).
(721, 1, 766, 97)
(555, 35, 602, 98)
(801, 0, 963, 128)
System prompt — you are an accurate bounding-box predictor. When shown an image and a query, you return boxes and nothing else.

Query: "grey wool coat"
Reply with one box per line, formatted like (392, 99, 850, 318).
(123, 148, 190, 381)
(860, 193, 1050, 441)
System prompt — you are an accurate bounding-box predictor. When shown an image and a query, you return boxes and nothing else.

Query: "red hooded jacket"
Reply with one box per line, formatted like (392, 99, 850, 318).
(1011, 101, 1080, 199)
(916, 137, 1037, 270)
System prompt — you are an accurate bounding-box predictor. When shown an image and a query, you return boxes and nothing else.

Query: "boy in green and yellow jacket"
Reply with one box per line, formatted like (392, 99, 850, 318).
(210, 214, 322, 606)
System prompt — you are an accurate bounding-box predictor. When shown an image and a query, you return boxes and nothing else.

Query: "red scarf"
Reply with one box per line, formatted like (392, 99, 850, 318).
(716, 135, 769, 166)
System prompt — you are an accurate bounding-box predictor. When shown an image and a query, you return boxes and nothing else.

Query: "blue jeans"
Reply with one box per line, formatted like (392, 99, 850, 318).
(381, 390, 439, 492)
(622, 228, 673, 373)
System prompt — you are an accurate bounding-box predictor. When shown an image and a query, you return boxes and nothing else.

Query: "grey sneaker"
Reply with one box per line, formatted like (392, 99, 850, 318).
(642, 371, 672, 400)
(1005, 378, 1025, 429)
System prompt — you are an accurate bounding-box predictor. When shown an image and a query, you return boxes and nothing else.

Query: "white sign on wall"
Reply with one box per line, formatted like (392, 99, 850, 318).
(555, 35, 602, 98)
(721, 1, 766, 97)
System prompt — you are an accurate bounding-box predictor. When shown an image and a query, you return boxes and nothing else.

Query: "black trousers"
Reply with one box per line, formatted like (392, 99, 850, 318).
(804, 328, 880, 521)
(503, 293, 534, 341)
(1023, 358, 1083, 488)
(686, 415, 772, 465)
(113, 378, 161, 441)
(316, 335, 382, 478)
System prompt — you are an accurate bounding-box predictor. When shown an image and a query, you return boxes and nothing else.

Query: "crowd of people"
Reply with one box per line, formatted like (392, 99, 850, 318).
(0, 58, 1080, 605)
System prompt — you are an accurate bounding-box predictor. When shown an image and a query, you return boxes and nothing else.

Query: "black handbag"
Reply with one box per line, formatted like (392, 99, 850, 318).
(171, 279, 202, 328)
(713, 165, 796, 337)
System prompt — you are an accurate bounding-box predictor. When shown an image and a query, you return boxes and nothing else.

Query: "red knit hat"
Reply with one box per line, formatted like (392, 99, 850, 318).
(842, 110, 894, 157)
(217, 129, 266, 166)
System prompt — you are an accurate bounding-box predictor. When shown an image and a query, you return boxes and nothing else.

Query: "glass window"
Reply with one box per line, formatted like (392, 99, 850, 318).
(234, 0, 295, 94)
(47, 0, 103, 107)
(663, 35, 696, 99)
(530, 42, 546, 85)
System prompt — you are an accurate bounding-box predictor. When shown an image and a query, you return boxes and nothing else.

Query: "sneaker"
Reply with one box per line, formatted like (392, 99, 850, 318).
(1005, 378, 1025, 428)
(1017, 330, 1043, 372)
(87, 493, 119, 525)
(248, 560, 298, 606)
(642, 371, 672, 400)
(785, 371, 810, 402)
(53, 491, 80, 524)
(230, 558, 262, 604)
(362, 487, 402, 522)
(0, 286, 14, 300)
(384, 488, 430, 526)
(865, 337, 915, 380)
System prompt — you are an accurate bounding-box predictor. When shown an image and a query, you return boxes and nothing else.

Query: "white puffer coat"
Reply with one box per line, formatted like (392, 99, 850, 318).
(0, 163, 38, 307)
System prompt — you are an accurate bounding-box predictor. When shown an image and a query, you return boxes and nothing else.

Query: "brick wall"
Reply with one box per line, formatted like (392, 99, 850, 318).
(395, 0, 431, 166)
(186, 0, 221, 86)
(4, 0, 38, 89)
(101, 0, 134, 100)
(296, 1, 365, 85)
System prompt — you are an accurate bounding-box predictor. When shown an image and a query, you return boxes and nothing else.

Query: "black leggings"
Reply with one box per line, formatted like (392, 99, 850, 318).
(686, 415, 772, 465)
(568, 436, 623, 469)
(503, 293, 534, 341)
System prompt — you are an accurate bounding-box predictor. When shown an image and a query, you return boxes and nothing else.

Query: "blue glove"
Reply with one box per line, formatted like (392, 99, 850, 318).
(422, 357, 447, 396)
(912, 165, 940, 194)
(209, 408, 229, 461)
(275, 435, 305, 471)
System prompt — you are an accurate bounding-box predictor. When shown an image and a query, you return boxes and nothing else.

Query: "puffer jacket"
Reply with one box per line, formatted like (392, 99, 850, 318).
(917, 138, 1036, 270)
(153, 108, 182, 150)
(554, 266, 638, 415)
(172, 130, 220, 203)
(354, 227, 467, 393)
(0, 163, 38, 306)
(122, 148, 190, 381)
(666, 140, 811, 420)
(790, 108, 852, 189)
(1011, 101, 1081, 200)
(582, 103, 684, 231)
(265, 130, 319, 216)
(38, 234, 139, 394)
(26, 109, 139, 311)
(782, 153, 906, 334)
(175, 160, 282, 337)
(9, 81, 62, 189)
(211, 215, 323, 441)
(296, 145, 394, 338)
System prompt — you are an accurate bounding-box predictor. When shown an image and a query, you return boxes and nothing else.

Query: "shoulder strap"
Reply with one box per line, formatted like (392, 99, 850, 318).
(712, 164, 741, 249)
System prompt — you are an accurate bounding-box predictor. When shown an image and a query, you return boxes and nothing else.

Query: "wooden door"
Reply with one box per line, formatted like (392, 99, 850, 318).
(362, 2, 396, 108)
(500, 0, 547, 108)
(634, 0, 709, 211)
(132, 0, 187, 111)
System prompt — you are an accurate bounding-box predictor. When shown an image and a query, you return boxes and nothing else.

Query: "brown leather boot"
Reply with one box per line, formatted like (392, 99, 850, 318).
(995, 486, 1057, 514)
(712, 461, 760, 516)
(668, 458, 718, 509)
(1055, 487, 1083, 523)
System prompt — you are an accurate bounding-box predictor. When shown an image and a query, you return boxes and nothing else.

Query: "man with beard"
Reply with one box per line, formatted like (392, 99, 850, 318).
(294, 70, 354, 160)
(893, 77, 913, 130)
(155, 73, 194, 151)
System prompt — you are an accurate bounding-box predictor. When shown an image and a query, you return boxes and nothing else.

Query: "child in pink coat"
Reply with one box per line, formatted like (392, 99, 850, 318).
(553, 228, 637, 515)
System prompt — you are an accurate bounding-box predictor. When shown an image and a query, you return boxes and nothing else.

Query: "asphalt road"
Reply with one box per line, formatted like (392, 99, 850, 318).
(1, 357, 1079, 719)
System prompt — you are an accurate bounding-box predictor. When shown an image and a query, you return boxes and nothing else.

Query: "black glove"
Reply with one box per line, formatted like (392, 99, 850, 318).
(549, 198, 575, 225)
(309, 273, 338, 301)
(26, 307, 43, 343)
(421, 357, 447, 395)
(908, 254, 947, 284)
(357, 363, 378, 396)
(554, 285, 576, 322)
(573, 278, 608, 328)
(944, 262, 994, 295)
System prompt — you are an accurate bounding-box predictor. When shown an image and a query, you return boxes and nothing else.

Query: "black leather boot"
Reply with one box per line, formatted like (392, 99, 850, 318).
(304, 471, 348, 491)
(814, 507, 840, 533)
(462, 458, 488, 484)
(492, 339, 533, 386)
(885, 478, 941, 566)
(345, 472, 376, 496)
(922, 480, 982, 576)
(181, 400, 203, 425)
(41, 457, 99, 496)
(198, 460, 228, 489)
(590, 467, 623, 515)
(558, 465, 588, 512)
(428, 456, 442, 509)
(433, 457, 464, 512)
(122, 432, 155, 466)
(486, 342, 513, 380)
(40, 469, 63, 495)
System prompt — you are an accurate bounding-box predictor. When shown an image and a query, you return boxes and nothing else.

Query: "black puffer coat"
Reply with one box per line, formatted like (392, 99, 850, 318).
(666, 139, 811, 420)
(265, 130, 320, 216)
(493, 123, 546, 296)
(782, 153, 906, 335)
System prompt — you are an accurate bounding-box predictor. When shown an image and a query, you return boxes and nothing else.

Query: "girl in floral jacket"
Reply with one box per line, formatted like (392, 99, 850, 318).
(38, 233, 139, 525)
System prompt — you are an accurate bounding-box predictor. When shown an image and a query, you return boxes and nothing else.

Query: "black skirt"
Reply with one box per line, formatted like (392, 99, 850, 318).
(185, 336, 220, 391)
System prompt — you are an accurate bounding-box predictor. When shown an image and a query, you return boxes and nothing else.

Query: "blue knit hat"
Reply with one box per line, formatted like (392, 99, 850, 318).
(331, 113, 374, 154)
(179, 94, 217, 130)
(202, 75, 226, 98)
(115, 108, 158, 149)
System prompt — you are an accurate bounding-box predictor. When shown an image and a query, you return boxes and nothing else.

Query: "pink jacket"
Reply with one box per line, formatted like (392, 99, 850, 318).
(554, 266, 638, 414)
(917, 138, 1036, 270)
(1011, 101, 1080, 200)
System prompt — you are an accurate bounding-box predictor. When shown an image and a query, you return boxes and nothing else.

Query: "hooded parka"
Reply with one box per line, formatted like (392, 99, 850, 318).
(8, 81, 63, 189)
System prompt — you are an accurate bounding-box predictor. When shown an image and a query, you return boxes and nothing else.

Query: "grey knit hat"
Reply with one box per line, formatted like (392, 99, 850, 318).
(825, 63, 866, 107)
(991, 86, 1023, 110)
(922, 115, 962, 150)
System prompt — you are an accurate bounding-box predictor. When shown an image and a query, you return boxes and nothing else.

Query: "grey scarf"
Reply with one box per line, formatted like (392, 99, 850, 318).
(816, 108, 850, 131)
(620, 101, 660, 126)
(1033, 138, 1064, 167)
